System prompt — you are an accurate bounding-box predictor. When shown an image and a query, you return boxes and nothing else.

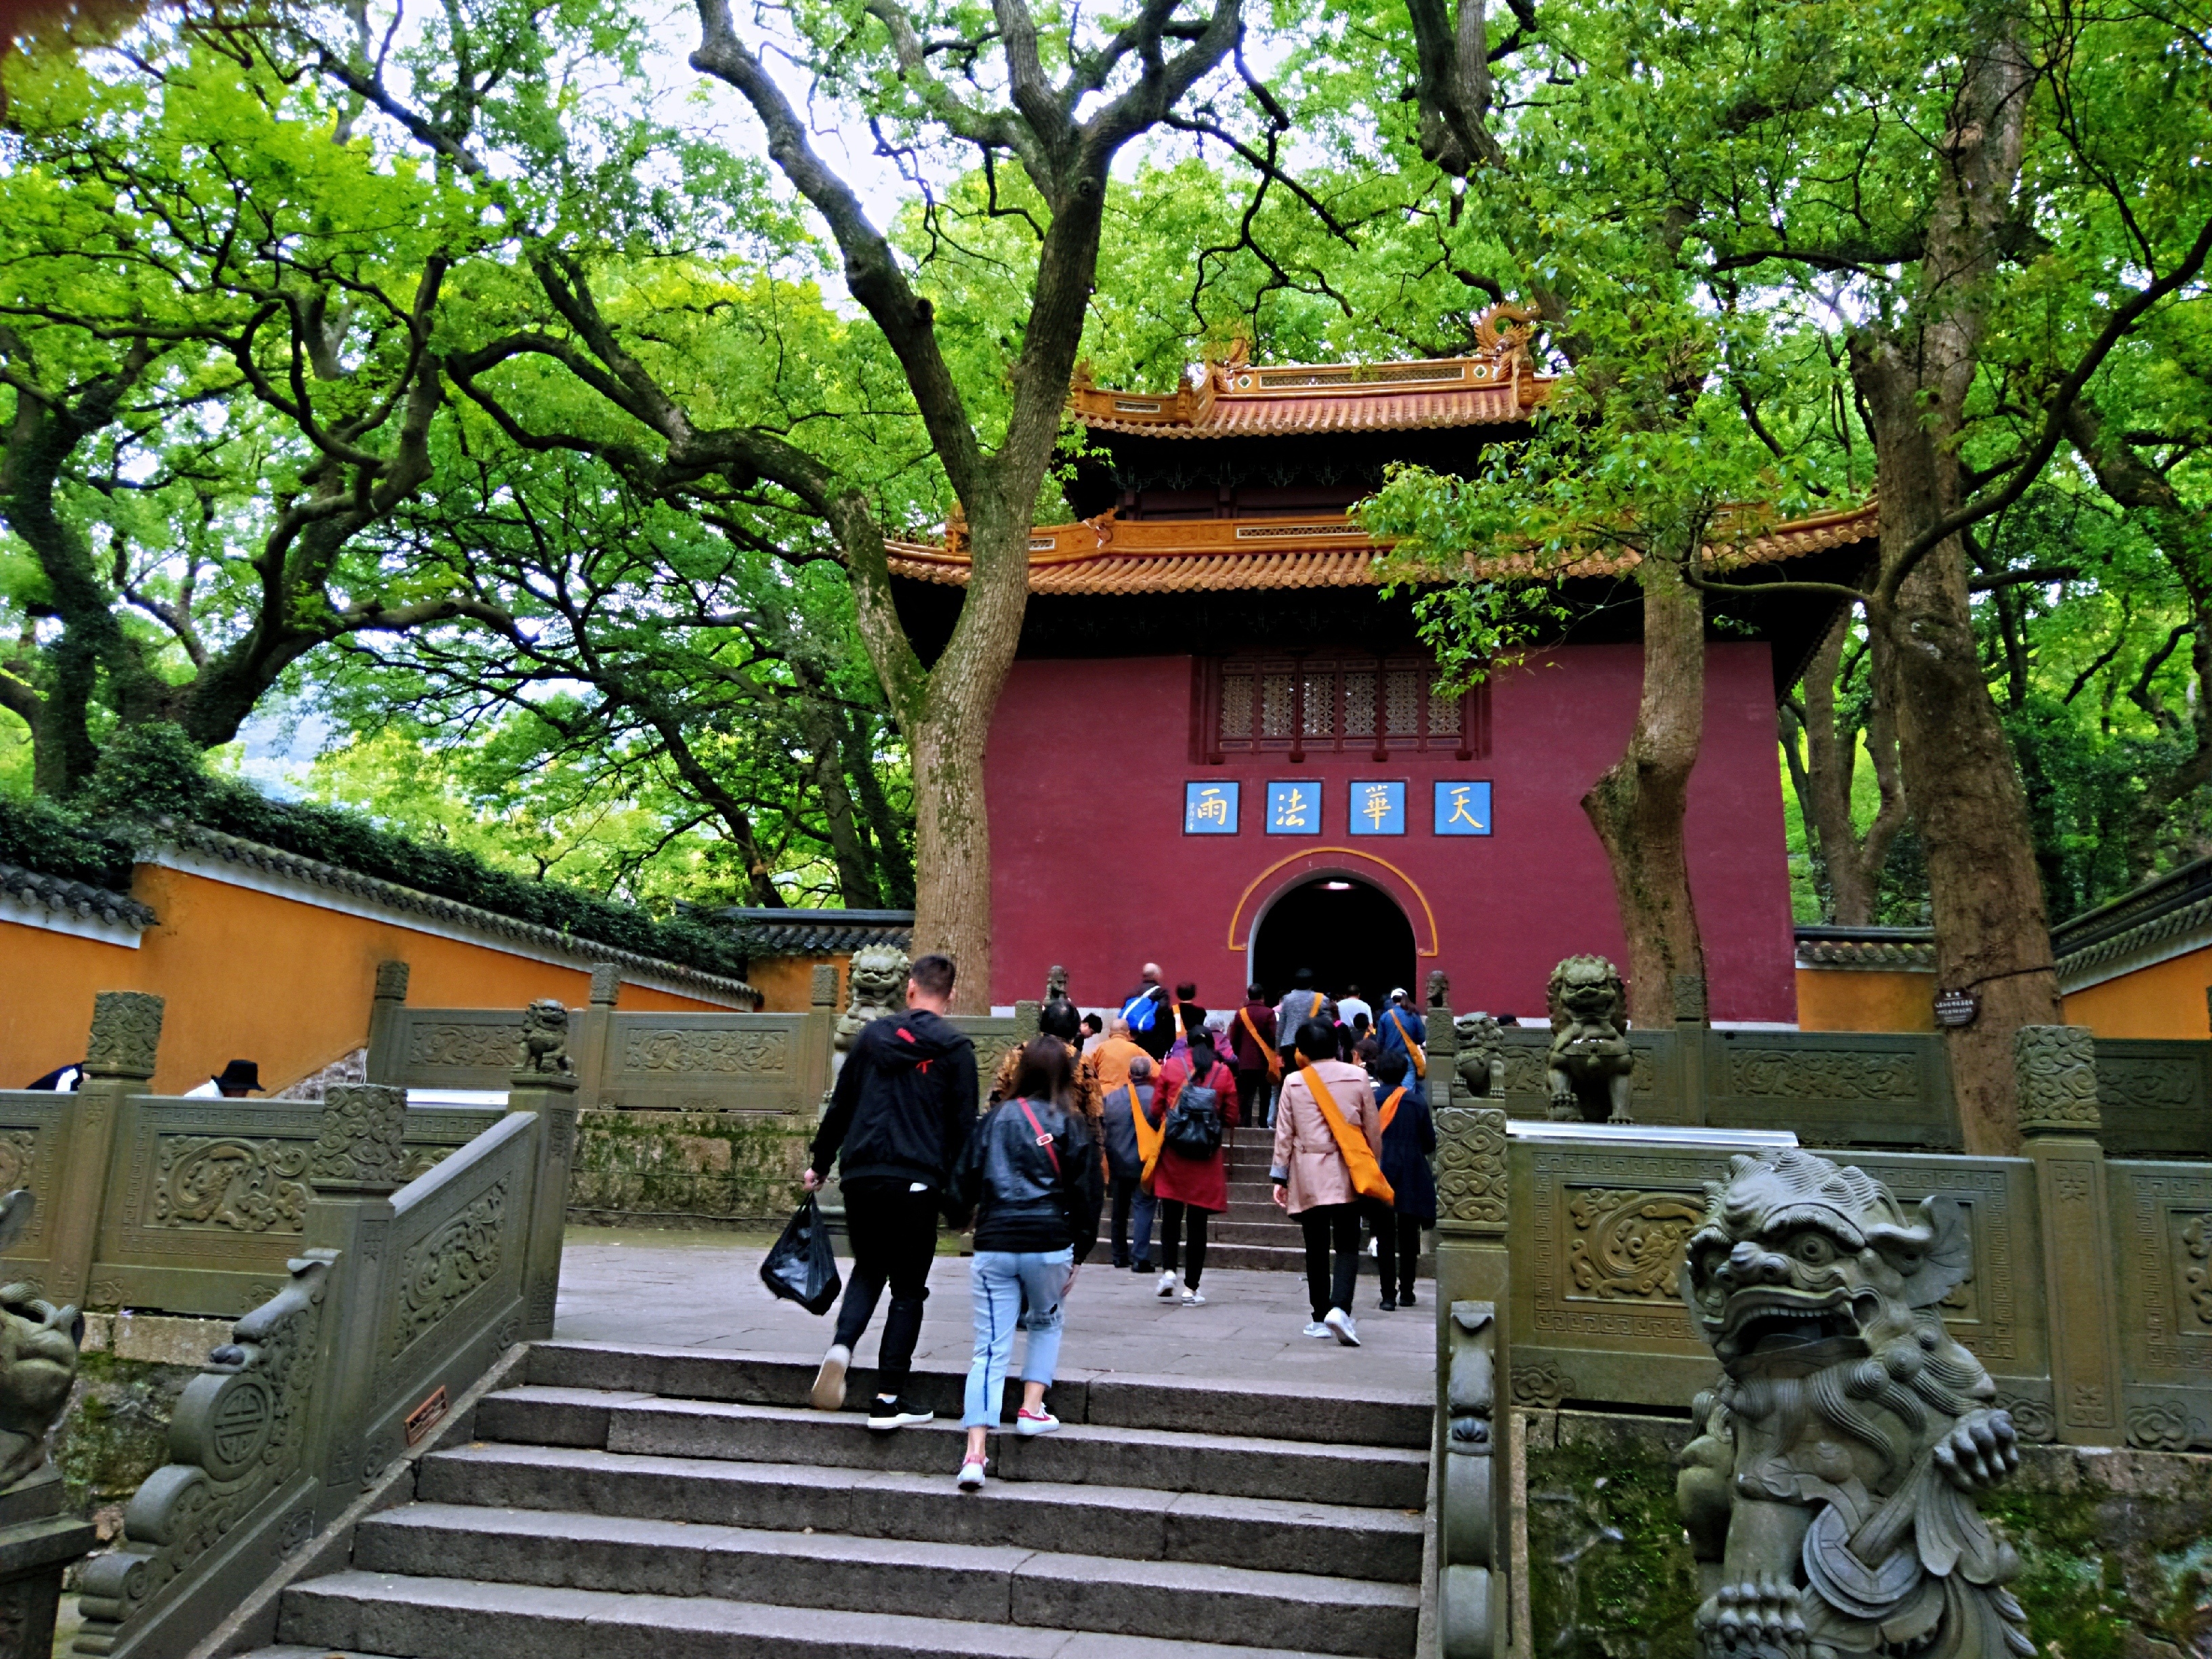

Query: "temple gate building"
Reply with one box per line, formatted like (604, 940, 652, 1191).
(887, 312, 1878, 1024)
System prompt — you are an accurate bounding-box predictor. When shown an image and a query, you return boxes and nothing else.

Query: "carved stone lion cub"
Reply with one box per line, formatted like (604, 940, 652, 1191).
(1675, 1149, 2030, 1659)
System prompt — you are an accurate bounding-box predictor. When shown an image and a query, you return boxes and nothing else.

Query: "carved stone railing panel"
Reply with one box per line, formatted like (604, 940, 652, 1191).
(1505, 1138, 2047, 1411)
(70, 1095, 555, 1657)
(73, 1252, 332, 1655)
(373, 1112, 535, 1408)
(601, 1012, 816, 1112)
(393, 1011, 530, 1088)
(2093, 1041, 2212, 1158)
(0, 1094, 70, 1290)
(2107, 1160, 2212, 1452)
(1702, 1030, 1958, 1148)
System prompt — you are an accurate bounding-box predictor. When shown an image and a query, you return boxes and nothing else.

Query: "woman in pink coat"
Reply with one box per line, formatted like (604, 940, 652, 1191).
(1148, 1030, 1239, 1306)
(1270, 1015, 1382, 1346)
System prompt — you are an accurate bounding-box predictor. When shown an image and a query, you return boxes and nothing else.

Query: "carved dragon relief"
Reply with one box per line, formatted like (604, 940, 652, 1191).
(1675, 1149, 2030, 1659)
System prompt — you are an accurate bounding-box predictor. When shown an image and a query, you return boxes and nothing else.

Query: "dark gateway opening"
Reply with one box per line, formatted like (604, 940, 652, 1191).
(1250, 877, 1418, 1015)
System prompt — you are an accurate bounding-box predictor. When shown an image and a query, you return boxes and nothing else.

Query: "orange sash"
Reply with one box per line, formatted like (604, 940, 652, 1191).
(1238, 1007, 1284, 1078)
(1384, 1007, 1427, 1079)
(1299, 1065, 1394, 1204)
(1379, 1086, 1406, 1133)
(1127, 1082, 1165, 1183)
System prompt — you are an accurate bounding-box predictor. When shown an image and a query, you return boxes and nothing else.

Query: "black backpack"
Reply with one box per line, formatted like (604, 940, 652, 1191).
(1164, 1066, 1224, 1156)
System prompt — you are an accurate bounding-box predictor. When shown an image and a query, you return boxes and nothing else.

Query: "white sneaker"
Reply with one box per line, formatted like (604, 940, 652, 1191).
(957, 1459, 986, 1491)
(810, 1343, 850, 1412)
(1302, 1321, 1332, 1339)
(1156, 1269, 1180, 1299)
(1016, 1407, 1060, 1437)
(1324, 1307, 1362, 1347)
(1182, 1288, 1207, 1307)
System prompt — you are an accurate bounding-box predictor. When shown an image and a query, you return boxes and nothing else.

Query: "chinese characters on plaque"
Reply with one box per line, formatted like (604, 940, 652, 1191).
(1182, 781, 1240, 835)
(1432, 780, 1492, 835)
(1348, 780, 1406, 835)
(1266, 781, 1320, 835)
(1184, 778, 1491, 837)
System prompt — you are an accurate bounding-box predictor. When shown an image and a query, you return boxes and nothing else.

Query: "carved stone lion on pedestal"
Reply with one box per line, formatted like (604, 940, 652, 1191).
(1546, 955, 1633, 1122)
(1675, 1150, 2029, 1659)
(518, 1000, 573, 1074)
(0, 1195, 78, 1490)
(837, 945, 912, 1055)
(1453, 1012, 1505, 1101)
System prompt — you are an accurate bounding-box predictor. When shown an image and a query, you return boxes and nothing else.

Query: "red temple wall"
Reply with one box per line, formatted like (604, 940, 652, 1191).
(982, 642, 1799, 1024)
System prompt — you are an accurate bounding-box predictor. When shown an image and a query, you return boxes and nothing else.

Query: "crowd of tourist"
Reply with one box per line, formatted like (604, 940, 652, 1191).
(802, 953, 1438, 1491)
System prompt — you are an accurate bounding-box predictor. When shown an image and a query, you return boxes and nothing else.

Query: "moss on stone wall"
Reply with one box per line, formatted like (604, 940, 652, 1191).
(1521, 1412, 2212, 1659)
(56, 1351, 195, 1522)
(1982, 1449, 2212, 1659)
(1525, 1410, 1702, 1658)
(569, 1109, 809, 1224)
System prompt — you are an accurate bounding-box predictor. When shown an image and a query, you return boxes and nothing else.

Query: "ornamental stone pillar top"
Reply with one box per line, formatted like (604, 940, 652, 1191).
(589, 965, 621, 1007)
(308, 1084, 407, 1194)
(2013, 1024, 2102, 1137)
(83, 992, 163, 1082)
(373, 960, 411, 1003)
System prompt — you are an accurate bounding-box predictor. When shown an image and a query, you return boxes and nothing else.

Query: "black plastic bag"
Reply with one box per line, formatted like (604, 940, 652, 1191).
(759, 1195, 841, 1315)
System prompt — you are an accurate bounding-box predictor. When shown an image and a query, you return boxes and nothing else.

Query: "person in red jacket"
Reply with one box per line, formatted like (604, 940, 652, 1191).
(1227, 984, 1280, 1129)
(1147, 1030, 1240, 1306)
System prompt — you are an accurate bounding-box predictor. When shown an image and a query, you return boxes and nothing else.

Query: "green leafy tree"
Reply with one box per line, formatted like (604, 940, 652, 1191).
(0, 30, 506, 795)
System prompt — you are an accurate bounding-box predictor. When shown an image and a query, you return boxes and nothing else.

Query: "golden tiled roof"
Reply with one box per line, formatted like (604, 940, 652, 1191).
(885, 502, 1879, 595)
(1070, 304, 1553, 439)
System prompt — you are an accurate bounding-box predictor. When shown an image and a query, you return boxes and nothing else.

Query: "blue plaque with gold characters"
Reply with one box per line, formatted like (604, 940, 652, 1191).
(1266, 780, 1322, 835)
(1348, 780, 1406, 836)
(1183, 781, 1240, 835)
(1433, 781, 1493, 836)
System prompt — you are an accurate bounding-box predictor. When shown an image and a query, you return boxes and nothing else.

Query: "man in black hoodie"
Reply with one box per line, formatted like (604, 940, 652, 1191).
(804, 952, 977, 1430)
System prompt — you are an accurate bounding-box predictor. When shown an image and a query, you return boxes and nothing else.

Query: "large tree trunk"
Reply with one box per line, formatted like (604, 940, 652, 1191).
(1851, 14, 2053, 1155)
(1800, 608, 1908, 926)
(1583, 560, 1707, 1024)
(894, 503, 1034, 1010)
(1858, 356, 2058, 1155)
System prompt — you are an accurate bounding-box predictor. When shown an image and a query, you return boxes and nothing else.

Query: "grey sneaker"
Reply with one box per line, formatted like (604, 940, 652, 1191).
(810, 1343, 851, 1412)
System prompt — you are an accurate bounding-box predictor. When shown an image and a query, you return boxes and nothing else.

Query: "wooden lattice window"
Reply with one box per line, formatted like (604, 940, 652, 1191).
(1202, 654, 1488, 763)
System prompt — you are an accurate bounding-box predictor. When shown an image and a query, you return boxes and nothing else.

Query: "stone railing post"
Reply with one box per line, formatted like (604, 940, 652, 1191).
(362, 960, 411, 1085)
(1429, 1001, 1459, 1108)
(49, 992, 162, 1306)
(2015, 1026, 2125, 1446)
(507, 1008, 579, 1341)
(303, 1084, 408, 1508)
(1433, 1106, 1512, 1659)
(568, 965, 620, 1112)
(1673, 973, 1709, 1125)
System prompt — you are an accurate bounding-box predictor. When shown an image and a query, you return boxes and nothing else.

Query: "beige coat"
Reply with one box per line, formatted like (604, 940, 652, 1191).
(1270, 1060, 1381, 1214)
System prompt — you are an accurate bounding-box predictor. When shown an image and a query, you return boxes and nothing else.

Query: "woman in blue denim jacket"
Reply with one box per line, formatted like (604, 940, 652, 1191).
(947, 1034, 1104, 1491)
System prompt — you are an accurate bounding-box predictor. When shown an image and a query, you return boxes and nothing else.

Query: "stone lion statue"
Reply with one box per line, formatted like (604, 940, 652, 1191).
(518, 999, 573, 1074)
(837, 944, 911, 1055)
(1453, 1011, 1505, 1101)
(1546, 954, 1633, 1122)
(1675, 1150, 2028, 1659)
(0, 1194, 78, 1489)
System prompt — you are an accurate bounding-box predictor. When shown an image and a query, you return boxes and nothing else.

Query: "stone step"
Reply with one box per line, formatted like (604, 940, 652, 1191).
(279, 1573, 1372, 1659)
(523, 1342, 1432, 1449)
(419, 1442, 1424, 1582)
(1209, 1217, 1312, 1244)
(475, 1388, 1430, 1509)
(351, 1504, 1417, 1655)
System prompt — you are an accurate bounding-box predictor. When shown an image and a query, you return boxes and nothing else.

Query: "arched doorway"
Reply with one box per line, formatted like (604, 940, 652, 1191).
(1250, 876, 1418, 1010)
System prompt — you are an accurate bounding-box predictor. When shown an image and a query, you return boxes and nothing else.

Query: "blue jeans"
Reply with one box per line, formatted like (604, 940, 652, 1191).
(965, 1248, 1072, 1429)
(1130, 1188, 1157, 1265)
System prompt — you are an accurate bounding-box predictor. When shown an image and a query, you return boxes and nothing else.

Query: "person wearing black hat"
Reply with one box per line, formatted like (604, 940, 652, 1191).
(208, 1061, 262, 1098)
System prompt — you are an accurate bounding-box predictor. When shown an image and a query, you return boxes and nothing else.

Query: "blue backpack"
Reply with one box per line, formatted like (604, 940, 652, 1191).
(1121, 988, 1162, 1033)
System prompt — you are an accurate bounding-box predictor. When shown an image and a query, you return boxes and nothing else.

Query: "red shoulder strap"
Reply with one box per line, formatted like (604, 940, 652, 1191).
(1015, 1097, 1061, 1176)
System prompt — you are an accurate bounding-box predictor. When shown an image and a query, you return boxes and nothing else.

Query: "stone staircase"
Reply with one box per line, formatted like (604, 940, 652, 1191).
(1205, 1129, 1433, 1279)
(238, 1340, 1432, 1659)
